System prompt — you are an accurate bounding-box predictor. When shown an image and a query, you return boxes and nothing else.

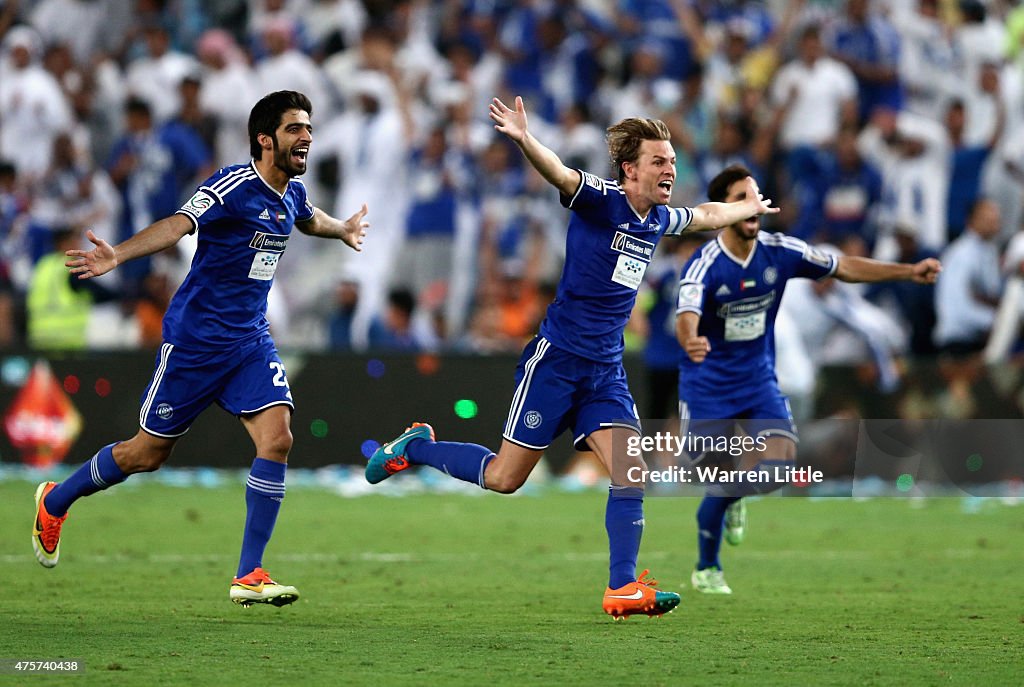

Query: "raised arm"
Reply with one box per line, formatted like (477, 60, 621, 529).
(295, 204, 369, 251)
(489, 96, 581, 197)
(65, 214, 193, 280)
(835, 255, 941, 284)
(687, 176, 779, 230)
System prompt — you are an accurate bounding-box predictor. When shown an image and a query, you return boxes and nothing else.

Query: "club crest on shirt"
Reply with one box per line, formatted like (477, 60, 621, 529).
(610, 231, 654, 262)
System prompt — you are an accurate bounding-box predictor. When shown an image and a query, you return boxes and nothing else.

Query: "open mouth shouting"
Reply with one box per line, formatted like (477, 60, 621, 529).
(291, 144, 309, 167)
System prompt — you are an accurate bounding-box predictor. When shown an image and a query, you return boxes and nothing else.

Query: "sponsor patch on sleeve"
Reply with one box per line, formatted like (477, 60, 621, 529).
(803, 246, 835, 269)
(180, 190, 215, 218)
(677, 282, 704, 312)
(582, 172, 605, 192)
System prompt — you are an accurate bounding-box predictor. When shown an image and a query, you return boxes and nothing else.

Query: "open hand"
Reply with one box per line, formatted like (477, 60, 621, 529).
(489, 96, 528, 143)
(65, 230, 116, 279)
(342, 203, 369, 251)
(741, 177, 780, 217)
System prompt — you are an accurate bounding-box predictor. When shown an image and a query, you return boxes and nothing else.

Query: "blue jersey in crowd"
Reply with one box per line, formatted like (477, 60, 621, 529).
(166, 162, 315, 349)
(541, 171, 692, 363)
(675, 232, 836, 407)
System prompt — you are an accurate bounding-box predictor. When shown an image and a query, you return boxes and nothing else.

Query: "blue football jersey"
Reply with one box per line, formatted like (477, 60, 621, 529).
(164, 162, 315, 348)
(541, 171, 693, 363)
(675, 232, 837, 404)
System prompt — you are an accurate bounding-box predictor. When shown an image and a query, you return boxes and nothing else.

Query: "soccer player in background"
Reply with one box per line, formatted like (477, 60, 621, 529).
(676, 164, 941, 595)
(366, 96, 779, 619)
(32, 91, 370, 606)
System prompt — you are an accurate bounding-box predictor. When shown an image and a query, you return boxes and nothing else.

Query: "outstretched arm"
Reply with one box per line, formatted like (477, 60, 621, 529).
(65, 214, 193, 279)
(687, 176, 780, 230)
(295, 204, 369, 251)
(490, 96, 581, 197)
(835, 255, 941, 284)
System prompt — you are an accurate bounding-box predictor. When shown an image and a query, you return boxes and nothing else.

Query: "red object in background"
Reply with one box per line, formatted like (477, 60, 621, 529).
(4, 360, 83, 468)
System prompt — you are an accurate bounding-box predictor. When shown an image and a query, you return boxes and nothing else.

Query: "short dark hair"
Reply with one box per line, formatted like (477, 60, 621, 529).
(248, 91, 312, 160)
(388, 288, 415, 317)
(707, 164, 752, 203)
(125, 96, 152, 118)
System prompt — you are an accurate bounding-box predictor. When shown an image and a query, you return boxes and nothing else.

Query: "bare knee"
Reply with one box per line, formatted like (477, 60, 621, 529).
(482, 441, 541, 493)
(257, 428, 293, 462)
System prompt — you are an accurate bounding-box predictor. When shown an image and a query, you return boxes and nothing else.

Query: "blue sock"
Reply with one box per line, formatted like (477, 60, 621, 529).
(237, 458, 286, 577)
(406, 439, 495, 489)
(606, 486, 644, 589)
(44, 444, 127, 517)
(696, 494, 740, 570)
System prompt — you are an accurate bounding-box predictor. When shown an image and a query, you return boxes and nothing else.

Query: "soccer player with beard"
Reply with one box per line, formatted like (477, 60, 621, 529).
(676, 164, 941, 595)
(32, 91, 369, 606)
(366, 97, 780, 619)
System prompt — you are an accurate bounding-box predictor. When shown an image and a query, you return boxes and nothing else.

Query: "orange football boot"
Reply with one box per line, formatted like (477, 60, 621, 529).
(602, 569, 681, 620)
(32, 482, 67, 568)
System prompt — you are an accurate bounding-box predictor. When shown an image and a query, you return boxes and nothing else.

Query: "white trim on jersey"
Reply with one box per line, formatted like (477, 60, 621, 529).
(676, 281, 705, 316)
(216, 169, 259, 200)
(682, 239, 722, 284)
(139, 343, 174, 431)
(664, 207, 694, 236)
(717, 234, 757, 268)
(504, 337, 550, 438)
(204, 165, 256, 202)
(758, 232, 838, 277)
(567, 170, 587, 207)
(174, 210, 199, 232)
(251, 161, 287, 199)
(757, 232, 807, 253)
(625, 196, 648, 223)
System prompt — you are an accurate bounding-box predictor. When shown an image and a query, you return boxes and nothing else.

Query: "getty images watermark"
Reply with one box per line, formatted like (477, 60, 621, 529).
(624, 431, 823, 487)
(608, 419, 1024, 497)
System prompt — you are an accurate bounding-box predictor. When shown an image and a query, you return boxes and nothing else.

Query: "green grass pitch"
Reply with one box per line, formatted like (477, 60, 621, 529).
(2, 479, 1021, 686)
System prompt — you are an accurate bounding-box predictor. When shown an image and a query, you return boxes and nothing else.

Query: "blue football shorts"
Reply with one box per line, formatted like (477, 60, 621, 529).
(502, 336, 641, 452)
(138, 334, 294, 438)
(678, 389, 797, 461)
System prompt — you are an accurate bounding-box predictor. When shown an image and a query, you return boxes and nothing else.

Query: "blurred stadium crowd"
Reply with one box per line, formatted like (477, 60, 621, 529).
(1, 0, 1023, 379)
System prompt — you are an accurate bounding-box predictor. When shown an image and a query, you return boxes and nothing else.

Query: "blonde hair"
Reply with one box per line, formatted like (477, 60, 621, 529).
(606, 118, 671, 182)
